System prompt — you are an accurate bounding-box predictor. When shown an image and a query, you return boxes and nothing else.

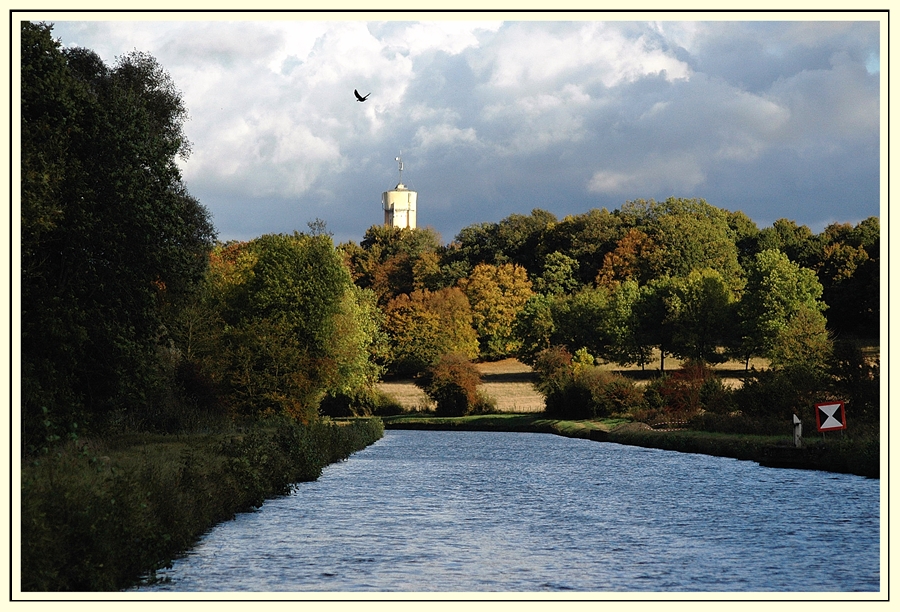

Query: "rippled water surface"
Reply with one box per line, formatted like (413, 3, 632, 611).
(135, 430, 880, 592)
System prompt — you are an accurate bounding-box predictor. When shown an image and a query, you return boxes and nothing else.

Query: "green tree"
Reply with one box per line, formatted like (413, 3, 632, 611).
(327, 285, 388, 396)
(604, 280, 653, 369)
(549, 286, 613, 360)
(21, 23, 215, 447)
(632, 277, 681, 371)
(211, 232, 366, 420)
(622, 197, 743, 289)
(667, 269, 735, 364)
(533, 251, 581, 296)
(757, 218, 822, 268)
(512, 294, 556, 365)
(726, 209, 761, 269)
(736, 249, 830, 369)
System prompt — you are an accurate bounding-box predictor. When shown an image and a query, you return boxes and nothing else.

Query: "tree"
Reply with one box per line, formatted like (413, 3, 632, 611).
(416, 353, 486, 416)
(815, 218, 880, 337)
(736, 249, 830, 369)
(209, 232, 370, 420)
(512, 294, 556, 365)
(458, 262, 534, 359)
(382, 287, 479, 374)
(21, 23, 215, 447)
(757, 218, 822, 268)
(327, 285, 388, 397)
(667, 269, 735, 364)
(604, 280, 653, 369)
(726, 209, 761, 269)
(347, 225, 444, 304)
(533, 251, 581, 296)
(549, 286, 613, 360)
(539, 208, 624, 284)
(595, 228, 661, 287)
(622, 198, 743, 289)
(632, 277, 681, 371)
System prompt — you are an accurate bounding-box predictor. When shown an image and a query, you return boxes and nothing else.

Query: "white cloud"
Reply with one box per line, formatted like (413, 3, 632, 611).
(41, 17, 880, 244)
(385, 21, 502, 57)
(415, 123, 478, 150)
(471, 22, 690, 90)
(588, 155, 706, 195)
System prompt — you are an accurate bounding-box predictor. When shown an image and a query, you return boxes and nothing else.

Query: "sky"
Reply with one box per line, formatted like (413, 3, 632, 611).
(40, 14, 882, 246)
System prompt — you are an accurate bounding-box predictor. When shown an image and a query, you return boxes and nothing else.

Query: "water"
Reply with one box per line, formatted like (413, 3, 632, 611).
(134, 430, 880, 592)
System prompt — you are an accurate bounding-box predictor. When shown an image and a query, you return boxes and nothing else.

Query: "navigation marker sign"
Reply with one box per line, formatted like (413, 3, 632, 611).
(815, 401, 846, 432)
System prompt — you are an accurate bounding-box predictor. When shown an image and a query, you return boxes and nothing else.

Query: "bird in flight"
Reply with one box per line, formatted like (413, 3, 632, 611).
(354, 89, 371, 102)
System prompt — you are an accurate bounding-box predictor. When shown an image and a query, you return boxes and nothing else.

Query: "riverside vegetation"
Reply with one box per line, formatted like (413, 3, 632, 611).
(21, 22, 880, 592)
(21, 418, 384, 591)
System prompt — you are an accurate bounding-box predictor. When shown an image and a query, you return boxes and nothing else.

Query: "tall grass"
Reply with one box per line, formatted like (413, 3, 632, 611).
(20, 418, 384, 592)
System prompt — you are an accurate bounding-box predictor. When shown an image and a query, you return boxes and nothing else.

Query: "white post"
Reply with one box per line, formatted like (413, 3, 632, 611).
(793, 414, 802, 448)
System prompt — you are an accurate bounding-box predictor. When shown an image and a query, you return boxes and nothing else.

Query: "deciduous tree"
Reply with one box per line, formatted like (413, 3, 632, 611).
(383, 287, 479, 374)
(21, 23, 215, 447)
(458, 262, 534, 359)
(736, 249, 830, 369)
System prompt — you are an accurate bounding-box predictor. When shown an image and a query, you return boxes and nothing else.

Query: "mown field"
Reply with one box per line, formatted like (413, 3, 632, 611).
(377, 353, 772, 413)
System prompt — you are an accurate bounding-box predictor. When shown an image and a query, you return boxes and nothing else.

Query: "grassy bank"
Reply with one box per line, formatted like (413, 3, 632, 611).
(382, 414, 879, 479)
(20, 418, 384, 592)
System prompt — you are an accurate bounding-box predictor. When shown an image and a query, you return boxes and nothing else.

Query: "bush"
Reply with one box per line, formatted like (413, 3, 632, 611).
(532, 346, 644, 419)
(531, 345, 574, 399)
(319, 388, 405, 417)
(828, 339, 880, 425)
(416, 353, 484, 417)
(733, 364, 828, 424)
(641, 362, 734, 419)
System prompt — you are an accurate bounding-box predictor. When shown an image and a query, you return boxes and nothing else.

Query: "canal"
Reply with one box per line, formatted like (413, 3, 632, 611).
(133, 430, 880, 592)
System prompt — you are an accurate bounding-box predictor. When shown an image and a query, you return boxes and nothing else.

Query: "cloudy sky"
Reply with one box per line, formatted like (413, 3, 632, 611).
(41, 13, 882, 245)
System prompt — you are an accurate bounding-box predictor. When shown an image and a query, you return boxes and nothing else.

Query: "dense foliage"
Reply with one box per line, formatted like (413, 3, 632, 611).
(415, 353, 492, 417)
(21, 23, 216, 451)
(21, 418, 384, 591)
(343, 198, 878, 379)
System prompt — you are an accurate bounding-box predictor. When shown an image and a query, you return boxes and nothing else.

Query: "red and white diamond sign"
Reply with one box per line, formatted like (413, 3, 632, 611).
(815, 401, 847, 432)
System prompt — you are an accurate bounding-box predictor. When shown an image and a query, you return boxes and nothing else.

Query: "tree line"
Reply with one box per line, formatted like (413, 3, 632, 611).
(21, 22, 879, 452)
(342, 201, 878, 374)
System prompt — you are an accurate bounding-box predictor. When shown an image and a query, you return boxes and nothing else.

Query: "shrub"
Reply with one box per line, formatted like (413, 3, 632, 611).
(416, 353, 484, 417)
(21, 418, 384, 591)
(733, 363, 828, 424)
(319, 388, 405, 417)
(641, 361, 734, 418)
(532, 346, 575, 399)
(532, 346, 644, 419)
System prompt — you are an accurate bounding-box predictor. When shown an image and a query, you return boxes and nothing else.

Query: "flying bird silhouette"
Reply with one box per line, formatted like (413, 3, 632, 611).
(354, 89, 370, 102)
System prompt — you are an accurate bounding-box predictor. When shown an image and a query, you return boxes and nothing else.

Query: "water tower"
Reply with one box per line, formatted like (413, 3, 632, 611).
(382, 153, 417, 229)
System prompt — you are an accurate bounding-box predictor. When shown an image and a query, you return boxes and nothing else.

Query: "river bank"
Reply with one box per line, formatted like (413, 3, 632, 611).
(20, 418, 384, 592)
(382, 413, 879, 479)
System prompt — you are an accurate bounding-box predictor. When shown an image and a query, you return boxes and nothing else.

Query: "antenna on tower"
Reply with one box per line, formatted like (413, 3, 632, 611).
(395, 151, 403, 185)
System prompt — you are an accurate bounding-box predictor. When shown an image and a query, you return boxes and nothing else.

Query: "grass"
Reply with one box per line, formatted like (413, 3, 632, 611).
(385, 412, 626, 439)
(20, 418, 385, 592)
